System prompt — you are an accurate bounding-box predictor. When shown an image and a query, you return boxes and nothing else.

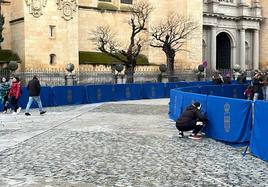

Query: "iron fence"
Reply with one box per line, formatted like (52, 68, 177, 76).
(0, 68, 254, 86)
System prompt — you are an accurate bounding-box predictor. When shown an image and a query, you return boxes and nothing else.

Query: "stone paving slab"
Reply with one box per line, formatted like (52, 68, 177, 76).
(0, 99, 267, 187)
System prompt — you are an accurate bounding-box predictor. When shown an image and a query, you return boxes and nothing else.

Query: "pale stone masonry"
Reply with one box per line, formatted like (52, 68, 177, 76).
(1, 0, 202, 71)
(2, 0, 268, 71)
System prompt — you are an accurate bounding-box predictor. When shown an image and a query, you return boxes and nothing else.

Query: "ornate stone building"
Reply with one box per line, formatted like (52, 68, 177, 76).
(1, 0, 203, 71)
(3, 0, 268, 72)
(203, 0, 263, 71)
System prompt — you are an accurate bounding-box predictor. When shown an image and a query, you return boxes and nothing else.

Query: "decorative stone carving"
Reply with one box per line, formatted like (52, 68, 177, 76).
(25, 0, 47, 18)
(57, 0, 77, 21)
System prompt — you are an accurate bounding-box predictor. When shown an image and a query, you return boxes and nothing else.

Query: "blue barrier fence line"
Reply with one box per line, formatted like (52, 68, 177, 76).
(169, 83, 268, 163)
(1, 81, 211, 110)
(205, 96, 252, 142)
(250, 101, 268, 162)
(3, 80, 268, 162)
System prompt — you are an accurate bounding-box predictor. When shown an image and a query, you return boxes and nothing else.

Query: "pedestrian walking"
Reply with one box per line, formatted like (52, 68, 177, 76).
(25, 75, 46, 116)
(8, 77, 22, 114)
(0, 77, 10, 113)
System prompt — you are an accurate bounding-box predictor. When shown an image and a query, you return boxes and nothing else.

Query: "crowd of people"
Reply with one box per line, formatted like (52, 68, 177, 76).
(0, 75, 46, 116)
(211, 70, 268, 101)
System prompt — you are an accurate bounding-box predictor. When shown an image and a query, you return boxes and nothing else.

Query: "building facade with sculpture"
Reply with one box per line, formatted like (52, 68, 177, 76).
(2, 0, 268, 72)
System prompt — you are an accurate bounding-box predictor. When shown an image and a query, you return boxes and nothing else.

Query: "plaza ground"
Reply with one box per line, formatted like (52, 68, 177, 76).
(0, 99, 267, 187)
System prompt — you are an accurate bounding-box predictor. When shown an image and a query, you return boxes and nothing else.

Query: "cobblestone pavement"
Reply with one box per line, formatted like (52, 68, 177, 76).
(0, 99, 267, 187)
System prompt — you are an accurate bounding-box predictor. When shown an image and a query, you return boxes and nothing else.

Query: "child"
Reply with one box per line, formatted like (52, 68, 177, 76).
(244, 85, 253, 100)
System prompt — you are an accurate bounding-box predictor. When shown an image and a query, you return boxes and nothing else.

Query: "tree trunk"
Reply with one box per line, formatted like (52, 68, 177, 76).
(125, 64, 134, 83)
(164, 51, 175, 82)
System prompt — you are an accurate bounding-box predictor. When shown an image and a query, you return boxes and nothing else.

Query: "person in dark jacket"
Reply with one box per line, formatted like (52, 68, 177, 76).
(176, 102, 208, 140)
(212, 72, 223, 85)
(25, 75, 46, 116)
(0, 77, 10, 113)
(223, 73, 232, 84)
(237, 71, 247, 84)
(252, 72, 263, 101)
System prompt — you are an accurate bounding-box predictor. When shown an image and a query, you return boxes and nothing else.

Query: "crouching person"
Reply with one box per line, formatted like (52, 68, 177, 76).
(176, 102, 208, 140)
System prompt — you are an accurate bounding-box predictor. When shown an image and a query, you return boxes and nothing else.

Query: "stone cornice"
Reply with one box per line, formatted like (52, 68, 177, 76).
(78, 5, 131, 13)
(203, 12, 263, 21)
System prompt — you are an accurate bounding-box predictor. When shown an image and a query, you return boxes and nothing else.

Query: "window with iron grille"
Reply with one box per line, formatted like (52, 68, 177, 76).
(121, 0, 132, 4)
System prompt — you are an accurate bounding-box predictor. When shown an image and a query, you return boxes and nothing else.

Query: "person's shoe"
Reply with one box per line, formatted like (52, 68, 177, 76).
(2, 111, 7, 114)
(16, 107, 21, 114)
(178, 131, 184, 138)
(12, 111, 17, 115)
(40, 111, 46, 115)
(25, 113, 31, 116)
(189, 134, 202, 140)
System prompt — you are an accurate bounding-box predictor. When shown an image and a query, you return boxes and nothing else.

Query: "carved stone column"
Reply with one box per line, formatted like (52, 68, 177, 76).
(211, 26, 217, 71)
(253, 29, 260, 70)
(240, 29, 246, 71)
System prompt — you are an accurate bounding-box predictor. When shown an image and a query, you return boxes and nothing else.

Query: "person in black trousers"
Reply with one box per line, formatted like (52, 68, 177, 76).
(176, 102, 208, 140)
(25, 75, 46, 116)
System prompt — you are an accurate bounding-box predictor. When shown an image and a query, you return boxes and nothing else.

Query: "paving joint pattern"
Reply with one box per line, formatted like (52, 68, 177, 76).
(0, 99, 267, 187)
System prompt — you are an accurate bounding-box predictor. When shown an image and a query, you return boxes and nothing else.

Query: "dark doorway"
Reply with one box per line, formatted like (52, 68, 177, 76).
(216, 32, 231, 69)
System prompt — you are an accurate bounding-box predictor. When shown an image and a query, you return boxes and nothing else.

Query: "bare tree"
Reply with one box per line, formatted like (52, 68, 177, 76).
(91, 1, 153, 83)
(150, 14, 198, 80)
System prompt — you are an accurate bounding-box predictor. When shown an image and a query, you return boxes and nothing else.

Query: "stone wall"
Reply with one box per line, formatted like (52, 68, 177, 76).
(78, 0, 203, 70)
(2, 0, 202, 71)
(260, 0, 268, 70)
(1, 2, 11, 50)
(23, 0, 79, 70)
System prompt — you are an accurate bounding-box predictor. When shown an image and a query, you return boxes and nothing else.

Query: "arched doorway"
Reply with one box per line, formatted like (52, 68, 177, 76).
(216, 32, 231, 69)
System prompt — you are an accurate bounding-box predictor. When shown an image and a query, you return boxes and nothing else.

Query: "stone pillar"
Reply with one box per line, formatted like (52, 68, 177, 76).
(211, 26, 217, 71)
(240, 29, 246, 71)
(253, 29, 260, 70)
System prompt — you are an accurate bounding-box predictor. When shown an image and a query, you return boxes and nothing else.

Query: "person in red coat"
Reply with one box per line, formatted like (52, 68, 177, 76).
(8, 77, 22, 114)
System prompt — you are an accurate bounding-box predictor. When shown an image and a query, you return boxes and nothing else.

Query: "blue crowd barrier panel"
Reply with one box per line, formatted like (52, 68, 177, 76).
(165, 82, 189, 97)
(179, 86, 201, 94)
(113, 84, 142, 101)
(142, 83, 165, 99)
(188, 81, 209, 86)
(222, 84, 247, 99)
(52, 86, 86, 106)
(18, 86, 54, 109)
(86, 84, 114, 103)
(205, 96, 252, 143)
(169, 90, 184, 121)
(250, 101, 268, 162)
(206, 86, 223, 96)
(181, 92, 207, 114)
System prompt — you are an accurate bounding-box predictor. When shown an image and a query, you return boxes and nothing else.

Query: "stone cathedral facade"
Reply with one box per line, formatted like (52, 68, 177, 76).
(2, 0, 268, 72)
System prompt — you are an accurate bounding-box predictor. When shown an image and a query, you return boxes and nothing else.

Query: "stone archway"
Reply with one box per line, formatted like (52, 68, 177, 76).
(216, 32, 231, 69)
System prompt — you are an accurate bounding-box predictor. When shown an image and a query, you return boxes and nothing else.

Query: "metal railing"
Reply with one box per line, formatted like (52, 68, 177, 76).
(1, 67, 253, 86)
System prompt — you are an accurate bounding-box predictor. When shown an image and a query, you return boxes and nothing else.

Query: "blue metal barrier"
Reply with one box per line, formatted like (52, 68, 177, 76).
(113, 84, 142, 101)
(142, 83, 165, 99)
(52, 86, 87, 106)
(86, 84, 114, 103)
(250, 101, 268, 162)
